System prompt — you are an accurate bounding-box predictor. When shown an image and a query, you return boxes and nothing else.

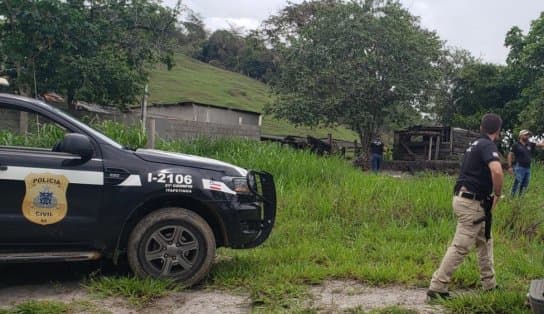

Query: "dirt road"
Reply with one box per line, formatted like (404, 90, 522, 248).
(0, 263, 444, 313)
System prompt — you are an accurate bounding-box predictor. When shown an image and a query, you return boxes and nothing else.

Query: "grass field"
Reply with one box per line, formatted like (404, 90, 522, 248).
(154, 137, 543, 313)
(2, 127, 542, 313)
(148, 53, 357, 140)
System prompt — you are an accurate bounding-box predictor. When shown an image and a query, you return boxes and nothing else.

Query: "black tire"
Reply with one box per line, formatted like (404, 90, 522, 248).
(127, 207, 216, 286)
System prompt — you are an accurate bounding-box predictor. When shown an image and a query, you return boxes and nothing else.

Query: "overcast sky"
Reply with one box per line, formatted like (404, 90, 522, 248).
(176, 0, 544, 65)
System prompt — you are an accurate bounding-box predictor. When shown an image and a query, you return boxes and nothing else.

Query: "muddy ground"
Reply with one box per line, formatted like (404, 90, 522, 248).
(0, 262, 444, 313)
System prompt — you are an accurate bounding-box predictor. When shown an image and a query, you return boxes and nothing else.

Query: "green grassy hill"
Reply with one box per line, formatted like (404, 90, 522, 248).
(149, 54, 357, 140)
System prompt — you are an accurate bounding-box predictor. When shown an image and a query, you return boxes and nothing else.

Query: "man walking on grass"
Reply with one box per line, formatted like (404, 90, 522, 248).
(507, 129, 544, 197)
(427, 113, 503, 300)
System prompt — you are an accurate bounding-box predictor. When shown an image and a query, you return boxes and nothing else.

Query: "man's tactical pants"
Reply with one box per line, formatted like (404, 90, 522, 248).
(429, 196, 497, 293)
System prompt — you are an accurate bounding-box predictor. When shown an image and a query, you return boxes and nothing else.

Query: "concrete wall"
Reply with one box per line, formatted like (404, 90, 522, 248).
(146, 104, 260, 127)
(1, 104, 261, 146)
(0, 108, 21, 132)
(147, 106, 194, 121)
(192, 105, 260, 126)
(70, 110, 141, 126)
(69, 109, 261, 143)
(0, 109, 53, 135)
(150, 117, 260, 141)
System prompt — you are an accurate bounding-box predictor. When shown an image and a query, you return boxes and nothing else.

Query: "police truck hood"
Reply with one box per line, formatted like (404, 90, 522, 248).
(135, 149, 247, 176)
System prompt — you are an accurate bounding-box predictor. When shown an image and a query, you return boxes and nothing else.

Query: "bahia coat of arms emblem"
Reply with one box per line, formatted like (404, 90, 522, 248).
(22, 173, 69, 225)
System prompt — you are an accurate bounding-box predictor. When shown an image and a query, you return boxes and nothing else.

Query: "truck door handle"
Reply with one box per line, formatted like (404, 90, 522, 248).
(0, 165, 7, 171)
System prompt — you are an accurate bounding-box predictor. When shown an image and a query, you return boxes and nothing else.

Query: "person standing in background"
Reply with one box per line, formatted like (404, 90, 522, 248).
(370, 136, 385, 172)
(508, 129, 544, 197)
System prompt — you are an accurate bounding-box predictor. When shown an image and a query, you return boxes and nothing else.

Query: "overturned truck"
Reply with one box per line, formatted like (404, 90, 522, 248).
(385, 125, 480, 172)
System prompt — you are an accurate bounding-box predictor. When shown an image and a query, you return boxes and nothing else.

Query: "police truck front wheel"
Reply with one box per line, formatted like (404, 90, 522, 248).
(127, 207, 216, 286)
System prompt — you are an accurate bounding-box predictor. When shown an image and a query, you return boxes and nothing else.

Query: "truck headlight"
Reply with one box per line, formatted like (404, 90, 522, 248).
(233, 177, 250, 194)
(223, 176, 250, 194)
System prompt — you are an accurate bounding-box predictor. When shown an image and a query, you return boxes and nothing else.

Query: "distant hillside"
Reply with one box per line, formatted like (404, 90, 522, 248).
(149, 54, 357, 140)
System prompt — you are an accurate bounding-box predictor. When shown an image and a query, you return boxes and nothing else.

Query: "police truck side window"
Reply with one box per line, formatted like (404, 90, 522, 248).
(0, 107, 66, 149)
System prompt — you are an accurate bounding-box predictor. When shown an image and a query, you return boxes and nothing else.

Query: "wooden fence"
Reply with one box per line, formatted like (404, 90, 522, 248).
(261, 134, 361, 159)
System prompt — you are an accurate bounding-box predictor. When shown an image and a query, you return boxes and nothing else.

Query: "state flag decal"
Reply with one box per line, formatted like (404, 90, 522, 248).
(202, 179, 236, 195)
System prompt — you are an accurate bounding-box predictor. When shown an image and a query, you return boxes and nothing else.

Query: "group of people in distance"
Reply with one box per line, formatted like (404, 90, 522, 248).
(370, 128, 543, 198)
(369, 117, 543, 300)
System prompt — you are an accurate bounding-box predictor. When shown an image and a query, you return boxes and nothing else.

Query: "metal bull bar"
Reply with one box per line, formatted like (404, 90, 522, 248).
(243, 170, 277, 248)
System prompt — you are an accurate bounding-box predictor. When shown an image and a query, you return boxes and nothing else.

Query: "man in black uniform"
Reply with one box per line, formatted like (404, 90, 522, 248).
(427, 113, 503, 299)
(507, 129, 544, 197)
(370, 136, 385, 172)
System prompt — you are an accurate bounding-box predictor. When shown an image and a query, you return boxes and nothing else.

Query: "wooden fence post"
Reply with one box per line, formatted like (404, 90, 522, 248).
(428, 136, 433, 160)
(146, 118, 156, 149)
(141, 83, 148, 134)
(434, 136, 441, 160)
(19, 111, 28, 135)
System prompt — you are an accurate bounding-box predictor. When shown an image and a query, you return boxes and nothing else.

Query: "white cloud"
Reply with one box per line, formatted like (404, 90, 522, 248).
(171, 0, 544, 64)
(204, 17, 261, 34)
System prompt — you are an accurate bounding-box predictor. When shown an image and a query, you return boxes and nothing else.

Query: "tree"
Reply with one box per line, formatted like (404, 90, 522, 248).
(0, 0, 181, 108)
(75, 0, 181, 108)
(0, 0, 82, 96)
(238, 32, 277, 82)
(504, 12, 544, 135)
(177, 11, 207, 56)
(198, 30, 245, 70)
(195, 29, 277, 82)
(430, 48, 475, 125)
(263, 0, 443, 153)
(447, 62, 518, 131)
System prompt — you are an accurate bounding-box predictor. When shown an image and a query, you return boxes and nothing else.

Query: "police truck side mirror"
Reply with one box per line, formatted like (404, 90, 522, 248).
(58, 133, 94, 160)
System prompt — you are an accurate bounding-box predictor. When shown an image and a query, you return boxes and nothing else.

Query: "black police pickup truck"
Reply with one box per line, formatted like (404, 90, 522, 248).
(0, 93, 276, 285)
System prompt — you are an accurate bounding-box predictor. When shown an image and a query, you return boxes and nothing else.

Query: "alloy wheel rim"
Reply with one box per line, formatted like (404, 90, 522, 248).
(144, 225, 200, 276)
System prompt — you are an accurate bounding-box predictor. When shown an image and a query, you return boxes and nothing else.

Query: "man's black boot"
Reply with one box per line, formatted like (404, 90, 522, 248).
(484, 285, 502, 292)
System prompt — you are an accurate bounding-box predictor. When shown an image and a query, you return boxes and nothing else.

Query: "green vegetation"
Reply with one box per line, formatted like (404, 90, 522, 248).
(368, 307, 419, 314)
(303, 306, 419, 314)
(84, 276, 176, 307)
(2, 127, 542, 312)
(442, 290, 528, 314)
(0, 300, 96, 314)
(0, 124, 64, 149)
(149, 54, 267, 109)
(149, 53, 357, 140)
(155, 137, 542, 312)
(347, 306, 419, 314)
(1, 1, 179, 107)
(0, 300, 68, 314)
(0, 120, 144, 150)
(92, 120, 147, 149)
(264, 1, 442, 148)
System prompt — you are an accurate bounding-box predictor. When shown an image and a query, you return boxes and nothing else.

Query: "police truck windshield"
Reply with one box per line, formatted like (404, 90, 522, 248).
(45, 103, 125, 150)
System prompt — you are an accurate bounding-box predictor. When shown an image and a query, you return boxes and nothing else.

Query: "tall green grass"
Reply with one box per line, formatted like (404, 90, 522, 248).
(92, 120, 147, 149)
(158, 138, 543, 312)
(0, 120, 145, 150)
(346, 307, 419, 314)
(85, 276, 176, 307)
(0, 123, 65, 148)
(2, 126, 542, 312)
(0, 300, 69, 314)
(0, 300, 98, 314)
